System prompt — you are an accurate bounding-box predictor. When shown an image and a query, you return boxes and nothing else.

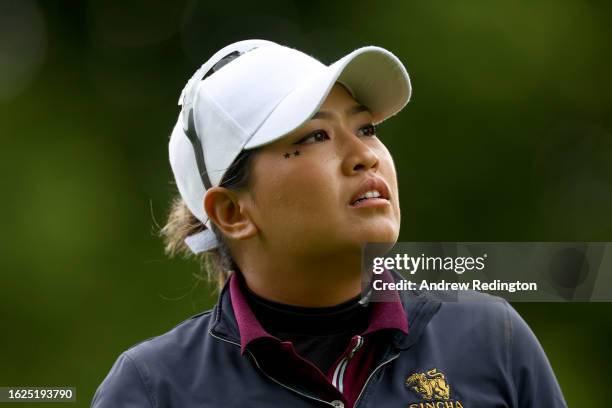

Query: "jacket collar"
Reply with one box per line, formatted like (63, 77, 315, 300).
(390, 272, 442, 350)
(209, 269, 441, 352)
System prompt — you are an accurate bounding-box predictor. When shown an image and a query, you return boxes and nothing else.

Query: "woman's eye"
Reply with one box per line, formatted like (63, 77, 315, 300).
(296, 130, 330, 144)
(358, 124, 377, 137)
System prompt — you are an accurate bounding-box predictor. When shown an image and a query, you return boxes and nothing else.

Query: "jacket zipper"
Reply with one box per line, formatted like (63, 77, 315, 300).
(353, 352, 400, 408)
(331, 336, 364, 393)
(209, 329, 339, 407)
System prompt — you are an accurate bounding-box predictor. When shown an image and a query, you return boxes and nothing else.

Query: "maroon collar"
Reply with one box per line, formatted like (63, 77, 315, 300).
(229, 270, 409, 354)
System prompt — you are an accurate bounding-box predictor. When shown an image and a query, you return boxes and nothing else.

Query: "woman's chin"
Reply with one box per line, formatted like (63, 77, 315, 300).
(351, 224, 399, 245)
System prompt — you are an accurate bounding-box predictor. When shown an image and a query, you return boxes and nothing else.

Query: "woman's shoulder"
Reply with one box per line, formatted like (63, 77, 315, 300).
(123, 308, 215, 363)
(423, 290, 554, 371)
(91, 309, 216, 407)
(423, 290, 565, 406)
(421, 290, 524, 346)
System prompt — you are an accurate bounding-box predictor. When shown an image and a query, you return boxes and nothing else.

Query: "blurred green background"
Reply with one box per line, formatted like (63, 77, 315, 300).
(1, 0, 611, 406)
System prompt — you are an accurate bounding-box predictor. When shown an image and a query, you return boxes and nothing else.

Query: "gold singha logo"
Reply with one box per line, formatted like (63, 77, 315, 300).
(405, 368, 451, 401)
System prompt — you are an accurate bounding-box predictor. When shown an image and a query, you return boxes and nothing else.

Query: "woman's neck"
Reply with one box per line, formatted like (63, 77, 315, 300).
(238, 251, 363, 307)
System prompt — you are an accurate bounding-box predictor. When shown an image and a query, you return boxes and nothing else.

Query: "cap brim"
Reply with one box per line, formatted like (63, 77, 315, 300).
(244, 46, 411, 149)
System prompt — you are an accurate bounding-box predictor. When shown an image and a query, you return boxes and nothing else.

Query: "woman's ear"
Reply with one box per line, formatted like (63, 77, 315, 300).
(203, 187, 258, 241)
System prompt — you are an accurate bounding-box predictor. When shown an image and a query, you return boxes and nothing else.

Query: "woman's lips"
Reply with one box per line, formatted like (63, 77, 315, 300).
(349, 176, 391, 208)
(350, 197, 390, 209)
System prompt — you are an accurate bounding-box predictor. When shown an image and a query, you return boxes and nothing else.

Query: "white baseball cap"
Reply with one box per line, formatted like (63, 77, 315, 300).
(169, 39, 412, 253)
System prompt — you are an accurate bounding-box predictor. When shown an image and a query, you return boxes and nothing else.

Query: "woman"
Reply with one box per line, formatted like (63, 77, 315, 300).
(92, 39, 567, 407)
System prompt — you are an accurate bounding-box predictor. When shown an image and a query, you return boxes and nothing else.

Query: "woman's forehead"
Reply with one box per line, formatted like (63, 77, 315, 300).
(315, 82, 372, 118)
(255, 82, 372, 151)
(321, 82, 362, 108)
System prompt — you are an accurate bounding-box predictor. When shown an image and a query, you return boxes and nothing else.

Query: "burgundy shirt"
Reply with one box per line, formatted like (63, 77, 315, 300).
(229, 271, 408, 408)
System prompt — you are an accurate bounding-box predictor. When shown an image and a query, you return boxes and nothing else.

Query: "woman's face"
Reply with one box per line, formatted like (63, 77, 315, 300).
(243, 82, 401, 258)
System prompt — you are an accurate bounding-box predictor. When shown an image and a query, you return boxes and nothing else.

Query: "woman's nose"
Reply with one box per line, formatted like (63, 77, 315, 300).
(340, 130, 380, 176)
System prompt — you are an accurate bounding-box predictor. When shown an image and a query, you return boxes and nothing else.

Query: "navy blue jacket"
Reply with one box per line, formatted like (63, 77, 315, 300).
(91, 272, 567, 407)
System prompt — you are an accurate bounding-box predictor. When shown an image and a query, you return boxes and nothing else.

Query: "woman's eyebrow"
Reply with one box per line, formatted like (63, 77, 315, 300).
(311, 104, 369, 120)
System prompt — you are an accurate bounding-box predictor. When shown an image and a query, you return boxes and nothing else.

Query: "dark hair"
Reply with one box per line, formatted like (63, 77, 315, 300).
(159, 149, 257, 290)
